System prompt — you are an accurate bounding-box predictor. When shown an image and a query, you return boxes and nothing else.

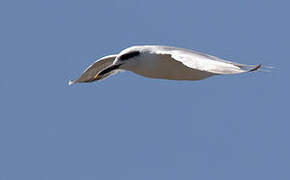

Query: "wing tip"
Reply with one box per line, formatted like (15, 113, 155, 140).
(68, 80, 76, 86)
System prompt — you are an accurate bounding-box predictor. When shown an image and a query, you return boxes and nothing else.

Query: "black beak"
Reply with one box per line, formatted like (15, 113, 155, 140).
(97, 64, 122, 77)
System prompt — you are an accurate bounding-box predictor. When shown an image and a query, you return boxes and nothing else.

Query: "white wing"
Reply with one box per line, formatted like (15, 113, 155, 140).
(151, 46, 261, 74)
(69, 54, 119, 85)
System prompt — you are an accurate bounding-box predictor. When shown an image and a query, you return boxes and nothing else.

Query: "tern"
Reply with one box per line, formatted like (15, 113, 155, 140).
(69, 45, 265, 85)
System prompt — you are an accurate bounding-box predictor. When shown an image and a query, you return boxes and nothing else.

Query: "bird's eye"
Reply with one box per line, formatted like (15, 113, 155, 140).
(119, 51, 140, 61)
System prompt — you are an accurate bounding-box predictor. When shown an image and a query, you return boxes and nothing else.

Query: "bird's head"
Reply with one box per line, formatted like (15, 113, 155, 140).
(97, 49, 141, 77)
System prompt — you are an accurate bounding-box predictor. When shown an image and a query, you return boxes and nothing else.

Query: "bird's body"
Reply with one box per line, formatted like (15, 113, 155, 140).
(69, 45, 264, 85)
(122, 46, 215, 80)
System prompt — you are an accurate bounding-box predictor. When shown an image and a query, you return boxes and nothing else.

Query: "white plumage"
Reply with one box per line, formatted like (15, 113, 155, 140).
(69, 45, 264, 85)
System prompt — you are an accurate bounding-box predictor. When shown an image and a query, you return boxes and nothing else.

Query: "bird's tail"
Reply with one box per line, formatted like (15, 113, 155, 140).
(238, 64, 274, 73)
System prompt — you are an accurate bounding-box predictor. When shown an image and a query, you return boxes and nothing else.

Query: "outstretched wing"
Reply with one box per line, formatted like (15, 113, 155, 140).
(152, 46, 261, 75)
(69, 54, 118, 85)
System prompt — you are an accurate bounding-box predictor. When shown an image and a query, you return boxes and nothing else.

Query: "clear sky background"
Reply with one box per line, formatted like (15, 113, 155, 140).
(0, 0, 289, 179)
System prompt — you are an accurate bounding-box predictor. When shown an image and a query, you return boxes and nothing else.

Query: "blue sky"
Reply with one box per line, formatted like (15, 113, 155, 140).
(0, 0, 289, 179)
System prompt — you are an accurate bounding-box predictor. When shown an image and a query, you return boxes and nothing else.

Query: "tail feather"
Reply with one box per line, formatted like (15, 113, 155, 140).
(249, 64, 262, 72)
(238, 64, 273, 73)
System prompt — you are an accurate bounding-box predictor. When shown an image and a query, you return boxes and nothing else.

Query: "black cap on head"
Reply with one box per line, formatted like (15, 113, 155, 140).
(119, 51, 140, 61)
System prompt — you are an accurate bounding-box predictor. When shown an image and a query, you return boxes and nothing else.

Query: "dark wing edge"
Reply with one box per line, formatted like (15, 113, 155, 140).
(69, 54, 118, 85)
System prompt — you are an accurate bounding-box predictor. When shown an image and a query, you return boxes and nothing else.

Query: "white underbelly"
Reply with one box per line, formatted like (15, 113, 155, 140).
(127, 54, 215, 81)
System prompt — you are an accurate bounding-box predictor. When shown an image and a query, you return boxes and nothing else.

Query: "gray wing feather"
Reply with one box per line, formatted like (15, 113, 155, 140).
(69, 54, 118, 85)
(152, 46, 261, 74)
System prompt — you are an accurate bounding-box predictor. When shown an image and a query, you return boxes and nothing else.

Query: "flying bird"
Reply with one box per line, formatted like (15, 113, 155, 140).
(69, 45, 265, 85)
